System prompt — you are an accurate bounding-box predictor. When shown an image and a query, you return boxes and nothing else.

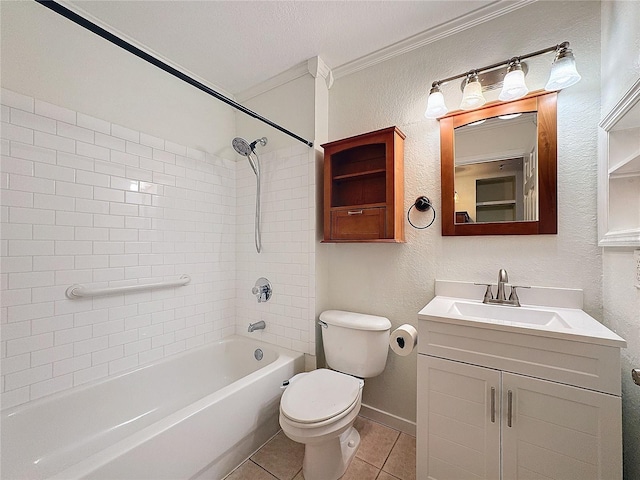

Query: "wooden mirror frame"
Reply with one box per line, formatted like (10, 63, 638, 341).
(440, 91, 558, 236)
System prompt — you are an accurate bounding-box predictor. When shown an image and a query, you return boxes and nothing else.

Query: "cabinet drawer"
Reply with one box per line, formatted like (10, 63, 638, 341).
(330, 207, 385, 240)
(418, 320, 622, 395)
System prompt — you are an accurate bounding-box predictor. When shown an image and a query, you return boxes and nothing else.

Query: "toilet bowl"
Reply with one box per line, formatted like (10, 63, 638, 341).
(279, 369, 364, 480)
(279, 310, 391, 480)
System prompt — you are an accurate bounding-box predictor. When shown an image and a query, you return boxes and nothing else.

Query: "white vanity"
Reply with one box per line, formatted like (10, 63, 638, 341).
(417, 280, 626, 480)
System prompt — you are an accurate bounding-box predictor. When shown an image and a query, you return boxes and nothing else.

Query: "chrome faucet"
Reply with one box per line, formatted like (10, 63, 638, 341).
(248, 320, 266, 332)
(496, 269, 509, 301)
(476, 269, 529, 307)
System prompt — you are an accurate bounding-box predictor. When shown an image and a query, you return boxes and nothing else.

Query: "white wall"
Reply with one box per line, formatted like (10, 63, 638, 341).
(0, 1, 236, 157)
(235, 143, 316, 355)
(327, 1, 602, 423)
(1, 89, 236, 409)
(600, 2, 640, 478)
(235, 75, 316, 154)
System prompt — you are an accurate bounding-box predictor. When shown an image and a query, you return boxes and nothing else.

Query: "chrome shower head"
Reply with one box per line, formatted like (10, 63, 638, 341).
(231, 137, 267, 157)
(232, 136, 268, 157)
(232, 137, 253, 157)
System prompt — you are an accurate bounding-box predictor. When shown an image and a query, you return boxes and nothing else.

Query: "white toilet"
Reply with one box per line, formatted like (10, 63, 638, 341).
(279, 310, 391, 480)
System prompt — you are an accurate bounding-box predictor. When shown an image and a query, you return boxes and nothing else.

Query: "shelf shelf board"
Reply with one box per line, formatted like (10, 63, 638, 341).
(608, 150, 640, 176)
(332, 168, 386, 181)
(476, 200, 516, 207)
(330, 202, 386, 210)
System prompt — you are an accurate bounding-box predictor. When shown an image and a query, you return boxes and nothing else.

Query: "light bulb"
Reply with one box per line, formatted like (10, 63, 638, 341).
(460, 74, 486, 110)
(545, 49, 581, 91)
(425, 85, 448, 118)
(499, 61, 528, 101)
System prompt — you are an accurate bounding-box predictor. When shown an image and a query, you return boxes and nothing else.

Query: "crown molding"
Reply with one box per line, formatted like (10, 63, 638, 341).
(236, 56, 334, 103)
(235, 61, 310, 102)
(333, 0, 536, 80)
(308, 56, 334, 89)
(57, 0, 236, 101)
(600, 78, 640, 131)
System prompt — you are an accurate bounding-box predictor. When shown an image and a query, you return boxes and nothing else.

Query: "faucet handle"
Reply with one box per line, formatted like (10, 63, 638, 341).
(508, 285, 530, 306)
(475, 283, 494, 303)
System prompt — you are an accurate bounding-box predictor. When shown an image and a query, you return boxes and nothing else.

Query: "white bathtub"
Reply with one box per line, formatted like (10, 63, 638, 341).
(1, 335, 304, 480)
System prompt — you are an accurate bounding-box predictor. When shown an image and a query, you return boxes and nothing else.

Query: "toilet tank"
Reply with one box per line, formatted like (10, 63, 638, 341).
(319, 310, 391, 378)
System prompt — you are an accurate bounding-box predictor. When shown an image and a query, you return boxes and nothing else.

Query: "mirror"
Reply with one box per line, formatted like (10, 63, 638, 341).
(455, 112, 538, 224)
(440, 92, 558, 235)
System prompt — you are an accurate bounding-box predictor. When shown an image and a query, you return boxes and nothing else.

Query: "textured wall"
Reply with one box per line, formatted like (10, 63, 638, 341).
(600, 2, 640, 478)
(1, 90, 236, 409)
(327, 1, 602, 422)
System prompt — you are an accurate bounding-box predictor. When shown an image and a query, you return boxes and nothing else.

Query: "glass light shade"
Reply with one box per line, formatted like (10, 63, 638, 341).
(460, 77, 486, 110)
(545, 54, 581, 91)
(425, 90, 448, 118)
(499, 69, 529, 101)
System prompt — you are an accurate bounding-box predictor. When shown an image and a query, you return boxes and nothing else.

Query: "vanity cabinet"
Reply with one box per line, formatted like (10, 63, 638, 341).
(417, 298, 624, 480)
(418, 355, 622, 480)
(322, 127, 405, 242)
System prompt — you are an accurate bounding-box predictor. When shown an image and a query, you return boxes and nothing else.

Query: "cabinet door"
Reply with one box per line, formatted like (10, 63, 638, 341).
(417, 355, 501, 479)
(502, 372, 622, 480)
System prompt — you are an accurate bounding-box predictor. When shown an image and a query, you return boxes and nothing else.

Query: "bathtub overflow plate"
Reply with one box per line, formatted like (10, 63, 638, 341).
(254, 348, 264, 361)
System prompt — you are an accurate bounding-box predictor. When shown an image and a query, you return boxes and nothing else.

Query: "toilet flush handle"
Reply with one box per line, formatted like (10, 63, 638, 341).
(318, 320, 328, 329)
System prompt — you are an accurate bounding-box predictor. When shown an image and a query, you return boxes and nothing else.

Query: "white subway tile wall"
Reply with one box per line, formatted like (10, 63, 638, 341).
(1, 89, 240, 409)
(235, 146, 316, 356)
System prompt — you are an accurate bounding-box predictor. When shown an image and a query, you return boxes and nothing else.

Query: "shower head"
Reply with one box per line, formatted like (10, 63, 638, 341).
(232, 137, 253, 157)
(232, 136, 268, 157)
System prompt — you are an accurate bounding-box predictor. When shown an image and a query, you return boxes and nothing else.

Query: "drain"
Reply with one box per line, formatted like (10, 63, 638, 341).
(254, 348, 263, 361)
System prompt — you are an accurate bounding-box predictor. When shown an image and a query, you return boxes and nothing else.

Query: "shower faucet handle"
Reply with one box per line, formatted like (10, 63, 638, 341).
(252, 277, 272, 303)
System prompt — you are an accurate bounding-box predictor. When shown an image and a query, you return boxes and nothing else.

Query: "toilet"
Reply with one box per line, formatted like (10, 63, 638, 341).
(279, 310, 391, 480)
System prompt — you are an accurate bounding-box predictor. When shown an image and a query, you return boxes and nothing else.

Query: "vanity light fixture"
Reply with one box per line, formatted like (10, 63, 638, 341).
(545, 44, 581, 91)
(460, 72, 486, 110)
(499, 59, 528, 101)
(424, 41, 580, 118)
(424, 83, 448, 118)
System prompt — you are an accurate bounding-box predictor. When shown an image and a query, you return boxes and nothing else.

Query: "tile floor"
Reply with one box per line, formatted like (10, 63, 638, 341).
(225, 416, 416, 480)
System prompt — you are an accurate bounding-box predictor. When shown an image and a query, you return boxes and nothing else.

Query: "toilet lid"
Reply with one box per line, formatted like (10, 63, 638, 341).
(281, 369, 361, 424)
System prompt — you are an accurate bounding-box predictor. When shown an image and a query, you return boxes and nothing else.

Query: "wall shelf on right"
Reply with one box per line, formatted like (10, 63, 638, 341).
(598, 79, 640, 247)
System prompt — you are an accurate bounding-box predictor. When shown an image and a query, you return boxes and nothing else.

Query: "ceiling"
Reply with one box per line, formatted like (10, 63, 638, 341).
(68, 0, 525, 97)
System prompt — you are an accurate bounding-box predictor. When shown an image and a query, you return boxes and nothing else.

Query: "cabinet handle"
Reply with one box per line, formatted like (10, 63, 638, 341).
(507, 390, 513, 427)
(347, 210, 363, 215)
(490, 387, 496, 423)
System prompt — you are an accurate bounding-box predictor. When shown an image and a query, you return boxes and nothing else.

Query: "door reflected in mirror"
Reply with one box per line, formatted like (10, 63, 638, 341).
(454, 112, 538, 224)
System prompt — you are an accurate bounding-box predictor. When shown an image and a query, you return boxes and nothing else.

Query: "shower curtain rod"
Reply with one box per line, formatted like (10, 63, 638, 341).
(35, 0, 314, 148)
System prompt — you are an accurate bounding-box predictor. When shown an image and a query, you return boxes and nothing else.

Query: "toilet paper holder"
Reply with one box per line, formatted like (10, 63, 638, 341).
(389, 324, 418, 356)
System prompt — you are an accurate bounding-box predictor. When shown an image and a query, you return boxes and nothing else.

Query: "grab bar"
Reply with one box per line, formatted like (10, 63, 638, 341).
(66, 275, 191, 299)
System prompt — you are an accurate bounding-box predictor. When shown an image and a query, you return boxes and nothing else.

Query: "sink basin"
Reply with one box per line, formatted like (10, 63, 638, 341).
(418, 281, 627, 348)
(447, 301, 571, 329)
(419, 294, 626, 347)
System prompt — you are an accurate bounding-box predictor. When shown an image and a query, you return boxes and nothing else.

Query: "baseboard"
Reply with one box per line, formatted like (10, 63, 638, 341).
(359, 403, 416, 437)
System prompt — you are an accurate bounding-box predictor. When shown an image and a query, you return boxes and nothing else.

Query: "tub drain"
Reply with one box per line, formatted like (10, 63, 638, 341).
(254, 348, 263, 361)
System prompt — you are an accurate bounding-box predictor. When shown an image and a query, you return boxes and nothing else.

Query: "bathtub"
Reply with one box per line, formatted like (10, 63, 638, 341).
(1, 335, 304, 480)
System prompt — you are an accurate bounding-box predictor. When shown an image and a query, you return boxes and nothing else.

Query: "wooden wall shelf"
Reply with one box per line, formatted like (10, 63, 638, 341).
(322, 126, 405, 243)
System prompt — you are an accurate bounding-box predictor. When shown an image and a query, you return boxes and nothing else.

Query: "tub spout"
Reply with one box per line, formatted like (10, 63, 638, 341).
(248, 321, 266, 333)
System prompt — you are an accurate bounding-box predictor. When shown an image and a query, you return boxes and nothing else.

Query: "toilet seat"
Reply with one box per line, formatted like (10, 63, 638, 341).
(281, 369, 362, 426)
